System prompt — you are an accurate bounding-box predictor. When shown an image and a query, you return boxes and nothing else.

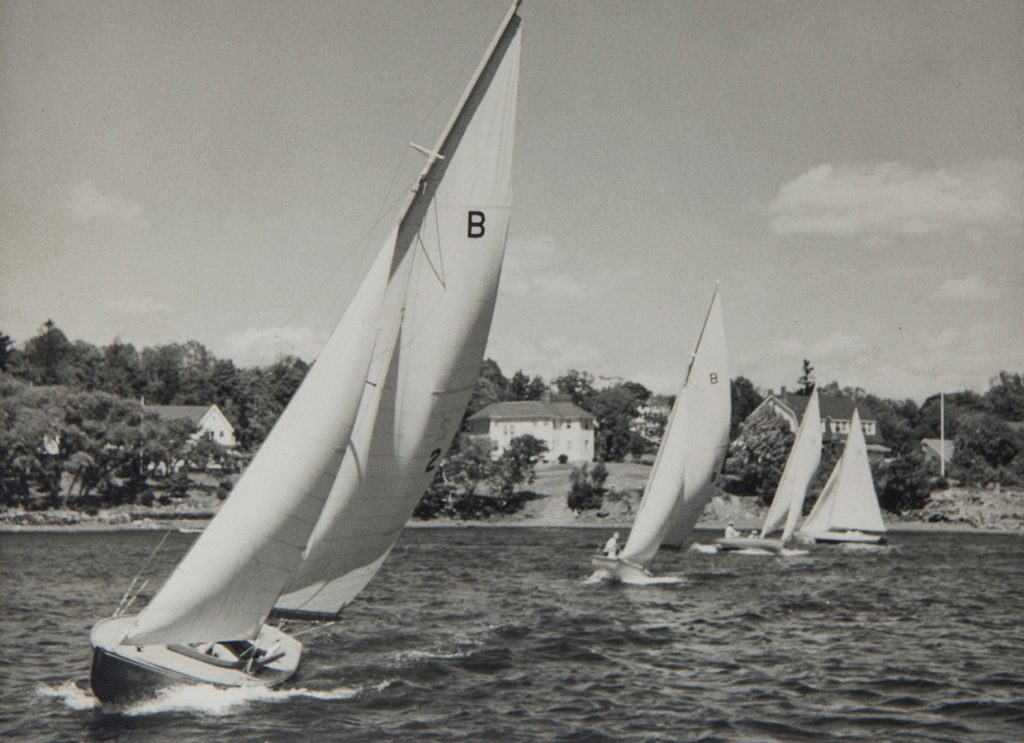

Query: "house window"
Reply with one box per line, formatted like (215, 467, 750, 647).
(833, 420, 849, 434)
(863, 421, 876, 435)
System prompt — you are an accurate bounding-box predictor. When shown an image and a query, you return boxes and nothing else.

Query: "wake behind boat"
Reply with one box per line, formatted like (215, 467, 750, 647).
(590, 288, 730, 584)
(716, 388, 823, 555)
(89, 1, 523, 703)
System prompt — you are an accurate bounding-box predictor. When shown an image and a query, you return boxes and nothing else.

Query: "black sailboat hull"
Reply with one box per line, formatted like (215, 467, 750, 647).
(89, 615, 301, 704)
(90, 645, 192, 704)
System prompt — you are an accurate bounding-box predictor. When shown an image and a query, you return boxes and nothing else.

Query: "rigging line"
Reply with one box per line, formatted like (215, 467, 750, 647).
(276, 41, 473, 343)
(289, 619, 341, 639)
(414, 201, 447, 290)
(115, 527, 173, 616)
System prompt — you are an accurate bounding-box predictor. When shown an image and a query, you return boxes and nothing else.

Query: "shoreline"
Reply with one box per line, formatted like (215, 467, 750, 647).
(1, 517, 1018, 537)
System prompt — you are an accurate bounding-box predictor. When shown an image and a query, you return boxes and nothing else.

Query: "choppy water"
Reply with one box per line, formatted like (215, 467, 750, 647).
(2, 527, 1022, 741)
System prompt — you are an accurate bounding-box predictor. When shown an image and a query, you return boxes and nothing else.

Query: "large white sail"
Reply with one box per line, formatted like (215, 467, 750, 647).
(800, 408, 886, 534)
(274, 5, 522, 617)
(620, 290, 730, 565)
(759, 387, 822, 542)
(124, 240, 394, 645)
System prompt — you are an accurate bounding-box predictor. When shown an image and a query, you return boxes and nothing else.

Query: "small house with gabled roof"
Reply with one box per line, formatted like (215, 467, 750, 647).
(750, 391, 889, 458)
(467, 400, 595, 462)
(147, 404, 237, 448)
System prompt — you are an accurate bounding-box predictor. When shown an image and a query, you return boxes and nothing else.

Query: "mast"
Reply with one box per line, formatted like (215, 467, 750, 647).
(939, 392, 945, 478)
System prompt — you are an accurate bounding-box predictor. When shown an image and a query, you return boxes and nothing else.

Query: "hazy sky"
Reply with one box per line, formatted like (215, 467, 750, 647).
(2, 0, 1021, 402)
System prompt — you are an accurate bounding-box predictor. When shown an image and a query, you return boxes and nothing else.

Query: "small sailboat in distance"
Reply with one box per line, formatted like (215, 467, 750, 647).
(590, 288, 730, 584)
(798, 407, 887, 544)
(89, 1, 523, 703)
(716, 387, 822, 554)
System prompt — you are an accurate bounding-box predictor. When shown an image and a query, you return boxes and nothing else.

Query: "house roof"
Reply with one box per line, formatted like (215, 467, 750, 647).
(147, 404, 233, 431)
(768, 392, 884, 445)
(468, 400, 595, 422)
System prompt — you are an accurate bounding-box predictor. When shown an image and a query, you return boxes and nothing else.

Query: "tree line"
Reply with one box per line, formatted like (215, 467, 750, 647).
(2, 323, 1022, 517)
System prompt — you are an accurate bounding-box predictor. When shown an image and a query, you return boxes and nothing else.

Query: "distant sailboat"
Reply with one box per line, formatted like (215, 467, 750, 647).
(798, 408, 887, 544)
(716, 387, 822, 553)
(590, 289, 730, 584)
(90, 1, 523, 703)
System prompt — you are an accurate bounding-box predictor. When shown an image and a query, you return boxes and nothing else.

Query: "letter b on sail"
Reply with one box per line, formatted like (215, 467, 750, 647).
(468, 211, 486, 238)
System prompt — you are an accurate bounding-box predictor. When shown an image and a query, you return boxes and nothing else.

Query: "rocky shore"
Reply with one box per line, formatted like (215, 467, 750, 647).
(3, 486, 1021, 534)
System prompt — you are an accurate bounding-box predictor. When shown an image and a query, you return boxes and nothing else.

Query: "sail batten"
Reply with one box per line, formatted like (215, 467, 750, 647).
(620, 290, 730, 564)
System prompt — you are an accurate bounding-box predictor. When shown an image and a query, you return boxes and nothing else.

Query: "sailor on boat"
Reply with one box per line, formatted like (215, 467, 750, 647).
(724, 522, 740, 539)
(603, 532, 621, 558)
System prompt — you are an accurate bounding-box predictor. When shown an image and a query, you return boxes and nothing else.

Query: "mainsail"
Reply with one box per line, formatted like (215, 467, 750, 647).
(274, 4, 522, 617)
(759, 387, 822, 542)
(800, 408, 886, 534)
(124, 2, 522, 642)
(619, 289, 730, 565)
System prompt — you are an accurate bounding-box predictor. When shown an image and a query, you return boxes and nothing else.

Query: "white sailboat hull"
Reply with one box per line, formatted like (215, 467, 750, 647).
(714, 536, 785, 553)
(800, 530, 886, 545)
(89, 616, 301, 704)
(589, 556, 684, 585)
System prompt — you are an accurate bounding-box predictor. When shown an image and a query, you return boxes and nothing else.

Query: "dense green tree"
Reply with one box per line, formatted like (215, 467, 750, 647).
(985, 371, 1024, 420)
(552, 369, 597, 409)
(953, 411, 1022, 485)
(100, 339, 144, 398)
(141, 344, 186, 403)
(797, 359, 815, 395)
(722, 406, 795, 500)
(567, 462, 608, 512)
(508, 369, 546, 401)
(730, 376, 763, 439)
(873, 449, 931, 513)
(918, 391, 987, 440)
(0, 332, 15, 372)
(590, 384, 644, 461)
(19, 320, 73, 385)
(465, 358, 509, 418)
(490, 434, 548, 498)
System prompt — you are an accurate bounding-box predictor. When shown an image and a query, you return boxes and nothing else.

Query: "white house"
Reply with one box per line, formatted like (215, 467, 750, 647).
(466, 401, 595, 463)
(147, 404, 237, 448)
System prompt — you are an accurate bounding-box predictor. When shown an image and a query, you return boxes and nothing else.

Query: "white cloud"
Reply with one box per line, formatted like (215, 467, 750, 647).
(221, 325, 328, 367)
(499, 234, 638, 300)
(809, 332, 868, 361)
(757, 160, 1023, 238)
(69, 180, 142, 221)
(104, 296, 175, 317)
(932, 273, 1006, 301)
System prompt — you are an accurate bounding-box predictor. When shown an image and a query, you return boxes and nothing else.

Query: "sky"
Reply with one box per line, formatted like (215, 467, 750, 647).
(2, 0, 1021, 403)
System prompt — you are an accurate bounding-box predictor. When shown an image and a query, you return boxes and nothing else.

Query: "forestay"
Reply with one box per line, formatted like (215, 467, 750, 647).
(760, 387, 822, 542)
(801, 408, 886, 534)
(620, 290, 730, 565)
(274, 7, 522, 617)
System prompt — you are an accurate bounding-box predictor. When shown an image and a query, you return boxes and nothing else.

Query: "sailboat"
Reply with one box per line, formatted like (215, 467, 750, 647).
(590, 289, 730, 584)
(715, 387, 822, 553)
(798, 408, 887, 544)
(89, 1, 523, 704)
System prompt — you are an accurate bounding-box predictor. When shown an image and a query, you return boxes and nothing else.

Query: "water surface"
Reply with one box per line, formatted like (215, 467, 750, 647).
(2, 528, 1022, 741)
